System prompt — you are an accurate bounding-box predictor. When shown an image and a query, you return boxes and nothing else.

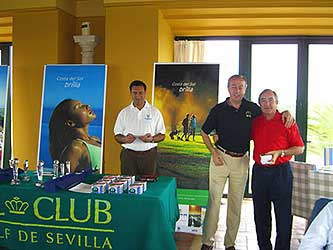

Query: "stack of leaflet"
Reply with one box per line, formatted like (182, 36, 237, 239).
(91, 175, 147, 195)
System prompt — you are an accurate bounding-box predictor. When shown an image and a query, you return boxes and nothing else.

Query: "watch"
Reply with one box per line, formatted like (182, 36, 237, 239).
(281, 150, 285, 157)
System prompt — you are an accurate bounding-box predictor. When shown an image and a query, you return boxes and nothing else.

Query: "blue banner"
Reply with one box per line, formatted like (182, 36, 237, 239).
(38, 65, 107, 172)
(0, 66, 10, 169)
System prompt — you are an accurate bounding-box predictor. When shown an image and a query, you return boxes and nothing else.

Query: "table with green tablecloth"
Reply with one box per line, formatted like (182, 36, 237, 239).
(0, 173, 179, 250)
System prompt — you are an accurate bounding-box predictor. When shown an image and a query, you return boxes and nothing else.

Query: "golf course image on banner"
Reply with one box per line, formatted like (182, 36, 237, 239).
(153, 63, 219, 191)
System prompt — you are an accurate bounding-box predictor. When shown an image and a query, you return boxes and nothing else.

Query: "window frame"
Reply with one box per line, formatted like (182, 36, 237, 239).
(0, 42, 12, 66)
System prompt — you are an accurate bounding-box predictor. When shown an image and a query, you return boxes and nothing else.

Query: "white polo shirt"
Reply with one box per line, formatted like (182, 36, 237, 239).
(299, 201, 333, 250)
(114, 101, 166, 151)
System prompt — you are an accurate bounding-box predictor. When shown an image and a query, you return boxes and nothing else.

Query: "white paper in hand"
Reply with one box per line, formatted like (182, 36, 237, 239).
(260, 154, 273, 165)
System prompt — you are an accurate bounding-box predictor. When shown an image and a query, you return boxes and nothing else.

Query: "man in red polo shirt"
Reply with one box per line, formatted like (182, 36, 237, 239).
(251, 89, 304, 250)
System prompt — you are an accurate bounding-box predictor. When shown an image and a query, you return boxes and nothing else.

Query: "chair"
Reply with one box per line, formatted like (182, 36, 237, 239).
(299, 198, 333, 250)
(307, 198, 333, 232)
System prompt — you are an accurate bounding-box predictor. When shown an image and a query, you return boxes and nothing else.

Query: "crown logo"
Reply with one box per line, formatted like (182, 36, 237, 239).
(5, 197, 29, 215)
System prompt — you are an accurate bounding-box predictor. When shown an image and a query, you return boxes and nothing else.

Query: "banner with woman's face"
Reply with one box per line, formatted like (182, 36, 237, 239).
(38, 65, 107, 172)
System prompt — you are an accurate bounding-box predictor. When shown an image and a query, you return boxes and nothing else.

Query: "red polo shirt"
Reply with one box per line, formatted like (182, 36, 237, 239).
(251, 111, 304, 166)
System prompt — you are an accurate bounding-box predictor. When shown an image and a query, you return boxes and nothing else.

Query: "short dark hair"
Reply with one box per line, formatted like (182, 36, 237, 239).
(258, 89, 279, 103)
(227, 74, 247, 86)
(129, 80, 147, 91)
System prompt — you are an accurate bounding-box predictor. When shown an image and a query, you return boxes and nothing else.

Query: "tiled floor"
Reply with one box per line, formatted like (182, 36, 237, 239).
(175, 198, 307, 250)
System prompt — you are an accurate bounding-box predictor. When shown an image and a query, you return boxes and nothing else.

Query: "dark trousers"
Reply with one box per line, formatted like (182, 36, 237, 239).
(120, 147, 157, 175)
(251, 162, 293, 250)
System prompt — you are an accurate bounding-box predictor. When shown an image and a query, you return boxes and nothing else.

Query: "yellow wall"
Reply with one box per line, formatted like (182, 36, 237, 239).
(158, 10, 174, 62)
(1, 2, 173, 172)
(12, 9, 78, 167)
(58, 10, 76, 63)
(0, 16, 12, 42)
(12, 10, 59, 166)
(104, 5, 160, 173)
(0, 0, 76, 15)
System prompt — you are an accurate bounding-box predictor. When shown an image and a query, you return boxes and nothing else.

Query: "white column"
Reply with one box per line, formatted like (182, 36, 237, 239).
(73, 35, 101, 64)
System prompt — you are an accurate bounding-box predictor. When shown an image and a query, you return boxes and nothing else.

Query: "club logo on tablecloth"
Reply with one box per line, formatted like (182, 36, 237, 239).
(0, 195, 115, 249)
(5, 197, 29, 215)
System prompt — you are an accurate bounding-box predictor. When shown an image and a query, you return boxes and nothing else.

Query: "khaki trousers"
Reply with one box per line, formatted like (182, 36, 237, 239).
(202, 149, 249, 248)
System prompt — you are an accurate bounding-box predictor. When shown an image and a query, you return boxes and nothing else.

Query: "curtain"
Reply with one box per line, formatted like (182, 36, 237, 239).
(174, 40, 205, 62)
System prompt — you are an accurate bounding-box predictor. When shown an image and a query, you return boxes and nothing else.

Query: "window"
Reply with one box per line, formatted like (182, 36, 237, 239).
(251, 44, 298, 116)
(204, 40, 239, 102)
(307, 44, 333, 166)
(0, 43, 12, 66)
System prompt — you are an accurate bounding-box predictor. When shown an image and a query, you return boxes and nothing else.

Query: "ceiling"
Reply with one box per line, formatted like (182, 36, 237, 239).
(2, 0, 333, 42)
(0, 16, 12, 42)
(0, 0, 102, 43)
(160, 6, 333, 36)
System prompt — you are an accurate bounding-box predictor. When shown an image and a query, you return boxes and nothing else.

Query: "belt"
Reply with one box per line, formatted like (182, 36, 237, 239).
(216, 145, 245, 158)
(124, 147, 156, 155)
(255, 162, 289, 169)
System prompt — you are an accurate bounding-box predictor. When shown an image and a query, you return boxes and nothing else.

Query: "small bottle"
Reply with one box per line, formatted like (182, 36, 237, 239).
(35, 160, 44, 187)
(60, 163, 65, 177)
(65, 161, 71, 175)
(23, 160, 30, 182)
(53, 160, 59, 179)
(13, 158, 20, 184)
(313, 164, 318, 172)
(10, 158, 19, 185)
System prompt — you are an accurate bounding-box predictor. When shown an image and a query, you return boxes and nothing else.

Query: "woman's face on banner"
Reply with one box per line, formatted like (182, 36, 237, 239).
(67, 100, 96, 127)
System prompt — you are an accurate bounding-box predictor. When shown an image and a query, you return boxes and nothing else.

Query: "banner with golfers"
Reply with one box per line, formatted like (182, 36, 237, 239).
(38, 64, 107, 173)
(153, 63, 219, 233)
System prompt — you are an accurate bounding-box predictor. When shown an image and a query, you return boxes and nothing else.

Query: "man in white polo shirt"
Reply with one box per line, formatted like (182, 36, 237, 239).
(114, 80, 166, 175)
